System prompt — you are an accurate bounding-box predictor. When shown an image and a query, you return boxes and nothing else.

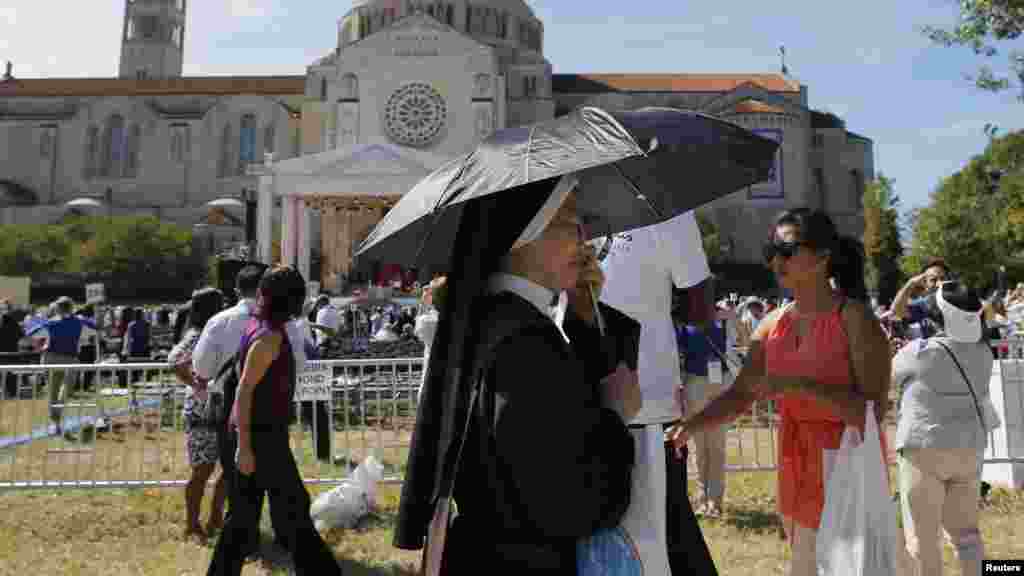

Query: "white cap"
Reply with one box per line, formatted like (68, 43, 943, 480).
(936, 283, 983, 343)
(511, 174, 578, 250)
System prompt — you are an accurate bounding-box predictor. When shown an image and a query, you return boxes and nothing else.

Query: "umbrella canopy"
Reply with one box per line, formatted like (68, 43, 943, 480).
(355, 106, 778, 272)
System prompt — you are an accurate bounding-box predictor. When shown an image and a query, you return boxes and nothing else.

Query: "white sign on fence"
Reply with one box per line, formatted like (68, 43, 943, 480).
(85, 283, 105, 304)
(295, 361, 332, 402)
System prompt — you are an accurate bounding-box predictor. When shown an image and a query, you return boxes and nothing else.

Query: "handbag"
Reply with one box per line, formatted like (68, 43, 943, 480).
(933, 341, 1001, 432)
(816, 402, 903, 576)
(201, 352, 237, 428)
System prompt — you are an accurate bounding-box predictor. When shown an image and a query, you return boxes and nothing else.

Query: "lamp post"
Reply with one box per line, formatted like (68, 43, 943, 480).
(205, 188, 257, 260)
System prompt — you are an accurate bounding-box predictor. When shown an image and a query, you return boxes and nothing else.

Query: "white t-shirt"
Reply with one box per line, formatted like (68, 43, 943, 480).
(599, 211, 711, 425)
(315, 304, 341, 345)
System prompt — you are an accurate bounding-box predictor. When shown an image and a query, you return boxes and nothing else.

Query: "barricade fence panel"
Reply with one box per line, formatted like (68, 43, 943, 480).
(5, 341, 1020, 491)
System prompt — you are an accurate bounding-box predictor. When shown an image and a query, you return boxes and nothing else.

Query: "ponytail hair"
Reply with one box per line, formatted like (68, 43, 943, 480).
(831, 236, 867, 302)
(775, 208, 868, 302)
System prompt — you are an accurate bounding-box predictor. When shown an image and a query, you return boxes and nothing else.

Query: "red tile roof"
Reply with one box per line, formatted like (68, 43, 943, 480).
(0, 73, 800, 98)
(0, 76, 307, 97)
(551, 73, 800, 94)
(729, 100, 786, 114)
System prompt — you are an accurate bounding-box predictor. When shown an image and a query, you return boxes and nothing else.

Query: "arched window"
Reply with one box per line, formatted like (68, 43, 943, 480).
(39, 129, 53, 159)
(341, 73, 358, 100)
(219, 122, 233, 178)
(170, 124, 189, 163)
(320, 77, 328, 102)
(101, 114, 126, 178)
(239, 114, 257, 172)
(83, 125, 99, 178)
(263, 122, 275, 155)
(445, 4, 454, 25)
(851, 169, 864, 209)
(499, 12, 508, 38)
(124, 124, 141, 178)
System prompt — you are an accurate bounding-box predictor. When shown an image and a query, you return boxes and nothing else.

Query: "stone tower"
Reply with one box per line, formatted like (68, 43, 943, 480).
(119, 0, 186, 79)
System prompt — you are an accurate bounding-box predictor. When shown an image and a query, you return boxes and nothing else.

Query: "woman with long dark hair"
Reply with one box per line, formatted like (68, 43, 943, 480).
(168, 287, 227, 540)
(669, 208, 892, 575)
(207, 266, 341, 576)
(894, 281, 993, 576)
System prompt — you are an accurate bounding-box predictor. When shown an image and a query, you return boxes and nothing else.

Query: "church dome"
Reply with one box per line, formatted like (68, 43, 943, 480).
(339, 0, 542, 53)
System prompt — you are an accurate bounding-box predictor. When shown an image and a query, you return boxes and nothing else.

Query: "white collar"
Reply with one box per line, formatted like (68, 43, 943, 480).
(488, 273, 559, 315)
(488, 273, 569, 343)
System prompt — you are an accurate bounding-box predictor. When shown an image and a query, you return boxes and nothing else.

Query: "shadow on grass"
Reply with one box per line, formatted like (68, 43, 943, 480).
(718, 505, 784, 534)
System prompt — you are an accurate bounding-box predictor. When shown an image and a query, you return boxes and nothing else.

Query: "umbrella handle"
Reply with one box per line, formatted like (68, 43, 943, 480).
(587, 283, 606, 337)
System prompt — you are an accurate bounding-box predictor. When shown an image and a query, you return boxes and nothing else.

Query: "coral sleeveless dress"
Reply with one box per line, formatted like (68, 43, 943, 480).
(763, 299, 886, 530)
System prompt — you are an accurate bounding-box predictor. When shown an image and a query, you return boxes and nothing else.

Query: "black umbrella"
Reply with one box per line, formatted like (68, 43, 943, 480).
(355, 106, 778, 272)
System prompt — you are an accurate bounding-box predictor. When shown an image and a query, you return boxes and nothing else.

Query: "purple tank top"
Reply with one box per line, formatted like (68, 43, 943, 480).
(230, 319, 294, 430)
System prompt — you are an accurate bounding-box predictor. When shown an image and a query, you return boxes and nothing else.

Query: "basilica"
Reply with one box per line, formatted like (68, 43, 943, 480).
(0, 0, 872, 293)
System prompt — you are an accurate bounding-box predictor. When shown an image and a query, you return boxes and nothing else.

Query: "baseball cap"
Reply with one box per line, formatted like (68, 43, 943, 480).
(936, 283, 983, 343)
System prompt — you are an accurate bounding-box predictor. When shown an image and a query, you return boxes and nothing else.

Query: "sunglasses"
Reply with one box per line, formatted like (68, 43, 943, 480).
(762, 241, 808, 264)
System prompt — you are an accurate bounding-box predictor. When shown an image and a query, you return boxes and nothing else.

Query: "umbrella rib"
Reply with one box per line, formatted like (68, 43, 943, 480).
(613, 163, 663, 220)
(525, 124, 538, 183)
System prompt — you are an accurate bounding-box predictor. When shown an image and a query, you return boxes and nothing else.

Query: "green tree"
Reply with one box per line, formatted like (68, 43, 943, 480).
(923, 0, 1024, 99)
(905, 128, 1024, 289)
(0, 224, 69, 276)
(79, 216, 195, 276)
(862, 175, 905, 303)
(695, 210, 723, 265)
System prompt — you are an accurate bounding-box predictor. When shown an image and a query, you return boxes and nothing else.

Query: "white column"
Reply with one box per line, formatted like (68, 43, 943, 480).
(256, 153, 275, 265)
(281, 196, 297, 268)
(297, 198, 312, 281)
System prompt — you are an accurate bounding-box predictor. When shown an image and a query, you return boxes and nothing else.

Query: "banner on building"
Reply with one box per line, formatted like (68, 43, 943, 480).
(748, 128, 784, 200)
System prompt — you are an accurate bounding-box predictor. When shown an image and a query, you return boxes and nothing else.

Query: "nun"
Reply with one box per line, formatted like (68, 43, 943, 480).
(394, 175, 643, 574)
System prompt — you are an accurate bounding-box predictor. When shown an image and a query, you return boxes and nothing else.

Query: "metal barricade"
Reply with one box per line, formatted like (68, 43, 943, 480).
(0, 358, 426, 491)
(0, 355, 793, 491)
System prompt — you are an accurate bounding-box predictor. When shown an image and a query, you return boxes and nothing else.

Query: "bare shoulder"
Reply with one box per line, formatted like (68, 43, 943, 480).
(841, 300, 885, 336)
(750, 305, 788, 342)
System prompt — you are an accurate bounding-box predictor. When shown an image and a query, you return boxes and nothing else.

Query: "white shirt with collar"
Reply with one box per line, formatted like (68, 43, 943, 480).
(487, 273, 568, 344)
(192, 298, 309, 387)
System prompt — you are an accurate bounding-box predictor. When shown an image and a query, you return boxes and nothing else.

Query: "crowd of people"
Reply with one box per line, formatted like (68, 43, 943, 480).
(0, 199, 1012, 576)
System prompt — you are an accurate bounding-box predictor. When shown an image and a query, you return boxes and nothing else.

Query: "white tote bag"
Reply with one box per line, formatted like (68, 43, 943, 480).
(816, 402, 903, 576)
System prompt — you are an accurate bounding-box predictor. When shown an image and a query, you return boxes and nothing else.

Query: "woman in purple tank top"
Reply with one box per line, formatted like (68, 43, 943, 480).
(207, 267, 342, 576)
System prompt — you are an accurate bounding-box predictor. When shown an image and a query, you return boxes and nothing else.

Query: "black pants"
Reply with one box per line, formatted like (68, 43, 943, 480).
(208, 433, 341, 576)
(664, 424, 718, 576)
(217, 426, 264, 556)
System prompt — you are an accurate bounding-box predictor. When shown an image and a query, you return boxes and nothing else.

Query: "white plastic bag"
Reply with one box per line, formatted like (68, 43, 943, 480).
(816, 402, 903, 576)
(310, 455, 385, 532)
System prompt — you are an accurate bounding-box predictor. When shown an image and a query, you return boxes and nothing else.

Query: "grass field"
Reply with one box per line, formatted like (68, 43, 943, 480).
(0, 383, 1014, 574)
(0, 472, 1021, 575)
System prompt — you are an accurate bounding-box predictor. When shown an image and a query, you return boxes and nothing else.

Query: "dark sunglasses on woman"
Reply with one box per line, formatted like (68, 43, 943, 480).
(762, 241, 806, 264)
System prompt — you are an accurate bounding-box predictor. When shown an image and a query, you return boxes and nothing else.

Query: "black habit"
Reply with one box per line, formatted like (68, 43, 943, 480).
(439, 291, 638, 573)
(393, 178, 640, 574)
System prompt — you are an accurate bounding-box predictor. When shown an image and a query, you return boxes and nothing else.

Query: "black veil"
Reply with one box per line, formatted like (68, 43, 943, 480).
(394, 177, 561, 550)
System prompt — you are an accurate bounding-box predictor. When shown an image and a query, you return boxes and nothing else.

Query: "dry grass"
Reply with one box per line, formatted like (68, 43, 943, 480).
(1, 472, 1021, 575)
(0, 414, 1019, 575)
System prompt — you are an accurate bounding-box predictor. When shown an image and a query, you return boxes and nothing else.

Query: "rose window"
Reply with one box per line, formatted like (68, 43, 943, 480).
(383, 83, 447, 147)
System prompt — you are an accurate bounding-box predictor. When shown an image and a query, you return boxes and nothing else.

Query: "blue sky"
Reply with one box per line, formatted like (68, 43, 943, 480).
(2, 0, 1022, 217)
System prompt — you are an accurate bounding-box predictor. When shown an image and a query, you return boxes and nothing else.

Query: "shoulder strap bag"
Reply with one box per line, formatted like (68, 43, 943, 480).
(932, 340, 996, 432)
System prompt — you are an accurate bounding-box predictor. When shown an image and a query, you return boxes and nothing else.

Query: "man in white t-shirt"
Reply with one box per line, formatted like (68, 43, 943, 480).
(600, 210, 717, 575)
(313, 295, 341, 347)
